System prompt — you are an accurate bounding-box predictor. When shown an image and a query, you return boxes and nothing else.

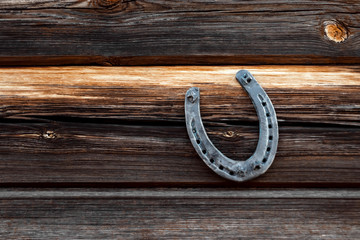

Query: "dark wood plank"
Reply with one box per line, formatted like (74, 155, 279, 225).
(0, 122, 359, 186)
(0, 1, 360, 65)
(0, 66, 359, 126)
(0, 189, 359, 239)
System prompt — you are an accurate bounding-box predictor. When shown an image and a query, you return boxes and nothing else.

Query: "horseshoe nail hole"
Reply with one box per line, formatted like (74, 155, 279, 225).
(262, 158, 267, 163)
(246, 78, 252, 83)
(267, 147, 271, 152)
(254, 165, 261, 170)
(192, 129, 196, 133)
(269, 124, 272, 128)
(219, 165, 224, 170)
(262, 102, 266, 106)
(239, 171, 245, 177)
(195, 88, 199, 91)
(269, 136, 273, 140)
(202, 149, 207, 154)
(196, 139, 201, 144)
(266, 113, 270, 117)
(210, 158, 214, 163)
(229, 171, 234, 176)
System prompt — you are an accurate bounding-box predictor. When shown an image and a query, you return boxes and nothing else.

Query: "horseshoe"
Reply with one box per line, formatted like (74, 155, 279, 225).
(185, 70, 278, 182)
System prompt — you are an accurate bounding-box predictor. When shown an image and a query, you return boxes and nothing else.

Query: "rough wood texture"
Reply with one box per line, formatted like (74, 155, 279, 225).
(1, 189, 359, 239)
(0, 1, 360, 65)
(0, 123, 359, 186)
(0, 66, 359, 186)
(1, 66, 359, 125)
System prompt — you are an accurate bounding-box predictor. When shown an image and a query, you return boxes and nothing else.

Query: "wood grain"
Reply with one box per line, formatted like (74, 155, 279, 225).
(0, 123, 359, 186)
(1, 2, 359, 237)
(0, 188, 359, 239)
(0, 66, 359, 186)
(0, 66, 359, 125)
(0, 1, 360, 65)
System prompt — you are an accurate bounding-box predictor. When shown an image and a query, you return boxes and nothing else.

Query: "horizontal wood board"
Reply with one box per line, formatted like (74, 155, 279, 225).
(0, 66, 359, 186)
(0, 0, 360, 65)
(0, 188, 359, 239)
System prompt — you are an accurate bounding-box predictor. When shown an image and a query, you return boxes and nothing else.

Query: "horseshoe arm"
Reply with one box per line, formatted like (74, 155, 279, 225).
(185, 70, 278, 182)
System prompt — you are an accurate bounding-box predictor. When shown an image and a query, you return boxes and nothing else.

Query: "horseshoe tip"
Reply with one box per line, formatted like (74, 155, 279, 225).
(236, 70, 253, 85)
(235, 69, 248, 77)
(186, 87, 200, 95)
(187, 86, 199, 91)
(186, 87, 200, 103)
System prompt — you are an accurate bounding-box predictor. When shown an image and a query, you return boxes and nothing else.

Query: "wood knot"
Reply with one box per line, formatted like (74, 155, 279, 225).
(41, 130, 57, 139)
(90, 0, 133, 10)
(323, 20, 349, 43)
(223, 131, 235, 138)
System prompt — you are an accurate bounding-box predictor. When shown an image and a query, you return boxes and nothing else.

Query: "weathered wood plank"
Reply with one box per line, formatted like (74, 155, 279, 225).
(0, 66, 359, 126)
(0, 1, 359, 65)
(0, 189, 359, 239)
(0, 123, 359, 186)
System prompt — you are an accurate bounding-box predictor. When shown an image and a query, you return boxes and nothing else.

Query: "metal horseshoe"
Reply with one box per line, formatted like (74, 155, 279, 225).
(185, 70, 278, 182)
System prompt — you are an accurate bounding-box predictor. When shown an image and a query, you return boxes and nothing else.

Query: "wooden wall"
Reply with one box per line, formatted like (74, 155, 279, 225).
(0, 1, 359, 239)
